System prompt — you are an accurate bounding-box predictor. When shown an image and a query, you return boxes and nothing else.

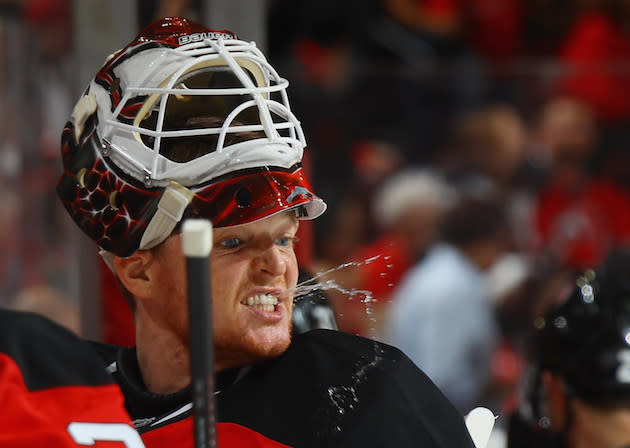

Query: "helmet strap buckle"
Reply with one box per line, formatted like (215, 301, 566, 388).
(139, 181, 194, 250)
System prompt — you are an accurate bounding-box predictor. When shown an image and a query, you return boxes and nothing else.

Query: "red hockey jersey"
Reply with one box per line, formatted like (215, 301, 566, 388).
(0, 310, 292, 447)
(1, 309, 474, 447)
(0, 309, 141, 447)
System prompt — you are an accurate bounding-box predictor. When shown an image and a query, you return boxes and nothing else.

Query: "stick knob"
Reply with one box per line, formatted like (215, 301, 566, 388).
(182, 219, 213, 257)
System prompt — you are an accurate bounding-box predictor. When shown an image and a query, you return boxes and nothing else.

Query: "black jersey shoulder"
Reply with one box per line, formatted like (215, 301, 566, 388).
(89, 339, 123, 366)
(506, 411, 559, 447)
(0, 309, 114, 391)
(218, 329, 475, 448)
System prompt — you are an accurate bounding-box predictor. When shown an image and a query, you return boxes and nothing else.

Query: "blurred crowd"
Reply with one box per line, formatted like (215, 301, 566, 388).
(268, 0, 630, 423)
(0, 0, 78, 324)
(3, 0, 630, 434)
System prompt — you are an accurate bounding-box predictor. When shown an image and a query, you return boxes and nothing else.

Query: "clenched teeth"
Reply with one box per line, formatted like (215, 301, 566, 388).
(242, 293, 278, 312)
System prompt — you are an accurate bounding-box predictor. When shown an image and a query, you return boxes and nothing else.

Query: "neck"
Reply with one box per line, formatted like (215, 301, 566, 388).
(135, 315, 191, 395)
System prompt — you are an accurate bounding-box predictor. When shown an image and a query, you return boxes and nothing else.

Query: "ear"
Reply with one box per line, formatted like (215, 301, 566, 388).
(112, 251, 154, 300)
(541, 371, 569, 430)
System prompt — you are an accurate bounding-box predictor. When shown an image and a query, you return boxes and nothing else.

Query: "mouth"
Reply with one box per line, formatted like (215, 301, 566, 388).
(240, 293, 280, 312)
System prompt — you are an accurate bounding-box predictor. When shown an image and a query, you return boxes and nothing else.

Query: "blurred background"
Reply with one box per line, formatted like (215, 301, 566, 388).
(3, 0, 630, 425)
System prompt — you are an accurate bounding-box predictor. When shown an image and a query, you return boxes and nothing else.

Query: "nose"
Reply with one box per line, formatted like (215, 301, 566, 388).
(255, 243, 287, 278)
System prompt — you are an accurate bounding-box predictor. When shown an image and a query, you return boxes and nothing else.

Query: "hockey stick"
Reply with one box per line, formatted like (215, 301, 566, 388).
(182, 219, 216, 448)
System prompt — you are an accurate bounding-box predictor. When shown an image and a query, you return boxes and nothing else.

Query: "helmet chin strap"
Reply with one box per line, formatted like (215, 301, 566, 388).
(99, 250, 116, 273)
(99, 181, 193, 272)
(139, 181, 194, 250)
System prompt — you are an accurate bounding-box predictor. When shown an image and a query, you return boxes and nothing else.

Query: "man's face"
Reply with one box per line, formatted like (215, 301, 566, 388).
(569, 398, 630, 448)
(151, 211, 299, 370)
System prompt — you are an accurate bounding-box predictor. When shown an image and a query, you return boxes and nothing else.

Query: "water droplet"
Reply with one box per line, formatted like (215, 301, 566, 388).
(328, 385, 359, 416)
(538, 416, 551, 429)
(286, 257, 388, 336)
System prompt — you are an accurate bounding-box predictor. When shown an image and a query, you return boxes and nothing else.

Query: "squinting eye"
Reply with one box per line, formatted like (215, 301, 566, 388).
(275, 237, 295, 248)
(220, 238, 241, 249)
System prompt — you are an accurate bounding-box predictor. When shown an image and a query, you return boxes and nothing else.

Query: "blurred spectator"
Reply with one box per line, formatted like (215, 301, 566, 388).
(551, 1, 630, 194)
(312, 198, 368, 274)
(310, 139, 405, 320)
(554, 1, 630, 125)
(521, 0, 580, 58)
(483, 253, 532, 415)
(531, 95, 630, 271)
(18, 0, 75, 293)
(482, 262, 576, 446)
(460, 0, 525, 104)
(437, 102, 537, 252)
(22, 0, 71, 59)
(463, 0, 524, 66)
(22, 0, 73, 157)
(483, 257, 577, 420)
(370, 168, 456, 274)
(438, 102, 528, 194)
(267, 0, 363, 196)
(348, 0, 486, 164)
(349, 139, 405, 197)
(384, 194, 511, 414)
(330, 138, 405, 246)
(331, 168, 456, 337)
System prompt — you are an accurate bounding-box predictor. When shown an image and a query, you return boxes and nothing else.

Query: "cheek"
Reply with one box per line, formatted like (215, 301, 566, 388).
(286, 251, 299, 285)
(160, 254, 186, 291)
(160, 262, 187, 313)
(209, 258, 240, 311)
(144, 253, 189, 337)
(286, 253, 299, 316)
(153, 237, 188, 298)
(154, 248, 187, 303)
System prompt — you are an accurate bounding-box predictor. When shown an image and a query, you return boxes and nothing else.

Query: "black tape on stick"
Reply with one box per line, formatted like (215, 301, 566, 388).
(182, 219, 216, 448)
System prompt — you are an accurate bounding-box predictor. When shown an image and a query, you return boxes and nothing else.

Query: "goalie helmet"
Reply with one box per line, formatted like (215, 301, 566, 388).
(57, 17, 326, 258)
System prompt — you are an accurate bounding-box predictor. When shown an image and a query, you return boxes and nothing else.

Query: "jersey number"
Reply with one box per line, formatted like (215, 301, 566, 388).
(68, 422, 146, 447)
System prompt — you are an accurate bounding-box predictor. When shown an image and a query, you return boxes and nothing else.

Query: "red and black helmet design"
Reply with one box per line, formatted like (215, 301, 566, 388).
(56, 17, 325, 257)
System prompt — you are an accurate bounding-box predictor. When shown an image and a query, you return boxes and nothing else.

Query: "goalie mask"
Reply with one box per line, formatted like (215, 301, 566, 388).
(57, 17, 326, 257)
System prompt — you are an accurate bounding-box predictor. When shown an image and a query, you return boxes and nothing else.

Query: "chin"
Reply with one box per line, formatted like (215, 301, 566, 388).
(249, 326, 292, 359)
(253, 339, 291, 361)
(215, 326, 293, 369)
